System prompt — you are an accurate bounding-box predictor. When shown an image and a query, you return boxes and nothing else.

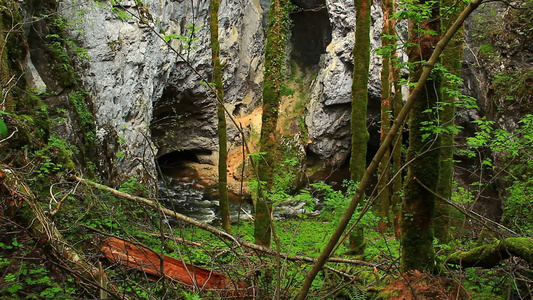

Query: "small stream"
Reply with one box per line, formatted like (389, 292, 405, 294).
(158, 179, 320, 224)
(155, 161, 345, 224)
(158, 178, 254, 224)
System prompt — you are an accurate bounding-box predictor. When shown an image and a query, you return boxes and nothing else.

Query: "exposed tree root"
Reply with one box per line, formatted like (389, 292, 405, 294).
(447, 237, 533, 268)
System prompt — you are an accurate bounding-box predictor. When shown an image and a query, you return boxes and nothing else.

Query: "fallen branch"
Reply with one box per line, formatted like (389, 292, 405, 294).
(0, 166, 119, 299)
(447, 237, 533, 268)
(69, 174, 377, 268)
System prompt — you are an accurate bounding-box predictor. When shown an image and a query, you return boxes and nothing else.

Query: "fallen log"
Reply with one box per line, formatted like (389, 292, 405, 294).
(447, 237, 533, 268)
(101, 237, 245, 293)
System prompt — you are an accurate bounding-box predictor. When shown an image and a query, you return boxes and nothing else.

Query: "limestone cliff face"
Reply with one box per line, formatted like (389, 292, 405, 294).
(58, 0, 265, 183)
(55, 0, 386, 185)
(306, 0, 383, 168)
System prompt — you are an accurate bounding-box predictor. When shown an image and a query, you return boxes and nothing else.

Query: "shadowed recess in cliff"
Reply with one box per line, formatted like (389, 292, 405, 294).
(289, 0, 332, 69)
(156, 149, 213, 169)
(150, 85, 217, 157)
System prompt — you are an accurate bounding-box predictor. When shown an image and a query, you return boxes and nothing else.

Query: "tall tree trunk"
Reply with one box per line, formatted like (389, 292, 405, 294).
(255, 0, 288, 247)
(389, 0, 404, 239)
(378, 0, 404, 238)
(378, 0, 393, 233)
(435, 0, 464, 244)
(401, 0, 442, 272)
(348, 0, 372, 257)
(350, 0, 372, 182)
(209, 0, 231, 233)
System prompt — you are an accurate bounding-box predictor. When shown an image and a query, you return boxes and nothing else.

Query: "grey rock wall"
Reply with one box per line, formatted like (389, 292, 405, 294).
(306, 0, 383, 167)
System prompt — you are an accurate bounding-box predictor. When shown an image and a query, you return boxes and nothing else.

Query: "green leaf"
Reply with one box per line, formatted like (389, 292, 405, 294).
(7, 283, 23, 293)
(0, 118, 7, 137)
(164, 34, 180, 42)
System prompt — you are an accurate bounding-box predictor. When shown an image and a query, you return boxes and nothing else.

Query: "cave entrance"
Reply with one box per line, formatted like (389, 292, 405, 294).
(157, 150, 212, 169)
(289, 0, 332, 69)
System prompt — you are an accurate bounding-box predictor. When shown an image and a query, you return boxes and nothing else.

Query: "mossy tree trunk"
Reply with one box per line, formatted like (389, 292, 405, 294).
(400, 0, 442, 272)
(350, 0, 371, 183)
(435, 0, 464, 244)
(447, 237, 533, 268)
(378, 0, 404, 238)
(390, 1, 404, 239)
(255, 0, 289, 247)
(348, 0, 372, 256)
(209, 0, 231, 233)
(378, 0, 393, 233)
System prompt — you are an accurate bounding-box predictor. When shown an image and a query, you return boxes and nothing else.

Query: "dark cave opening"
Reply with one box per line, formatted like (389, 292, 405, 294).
(157, 149, 212, 169)
(289, 0, 332, 69)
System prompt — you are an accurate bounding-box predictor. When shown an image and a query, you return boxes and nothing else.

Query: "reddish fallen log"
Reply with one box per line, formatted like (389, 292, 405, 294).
(101, 237, 248, 294)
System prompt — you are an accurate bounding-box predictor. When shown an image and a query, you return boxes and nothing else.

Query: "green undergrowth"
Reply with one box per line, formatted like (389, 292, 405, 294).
(0, 223, 78, 299)
(1, 165, 399, 298)
(2, 160, 531, 299)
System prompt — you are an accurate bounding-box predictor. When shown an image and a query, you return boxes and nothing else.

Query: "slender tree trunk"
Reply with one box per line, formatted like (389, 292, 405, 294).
(435, 0, 464, 244)
(390, 2, 404, 239)
(255, 0, 288, 247)
(378, 0, 393, 233)
(401, 0, 442, 272)
(379, 0, 404, 238)
(350, 0, 372, 182)
(209, 0, 231, 233)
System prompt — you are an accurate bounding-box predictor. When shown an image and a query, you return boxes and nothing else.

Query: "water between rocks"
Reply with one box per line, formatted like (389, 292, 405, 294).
(157, 177, 318, 225)
(158, 178, 253, 224)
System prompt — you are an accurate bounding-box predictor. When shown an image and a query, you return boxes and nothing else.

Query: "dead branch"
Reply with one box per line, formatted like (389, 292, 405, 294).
(69, 174, 378, 269)
(0, 166, 121, 299)
(101, 237, 250, 296)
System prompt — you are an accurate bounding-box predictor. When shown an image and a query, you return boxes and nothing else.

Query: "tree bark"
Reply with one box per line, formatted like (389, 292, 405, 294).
(378, 0, 393, 232)
(435, 0, 465, 244)
(209, 0, 231, 233)
(101, 237, 245, 292)
(255, 0, 288, 248)
(350, 0, 372, 182)
(389, 0, 404, 239)
(400, 0, 442, 272)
